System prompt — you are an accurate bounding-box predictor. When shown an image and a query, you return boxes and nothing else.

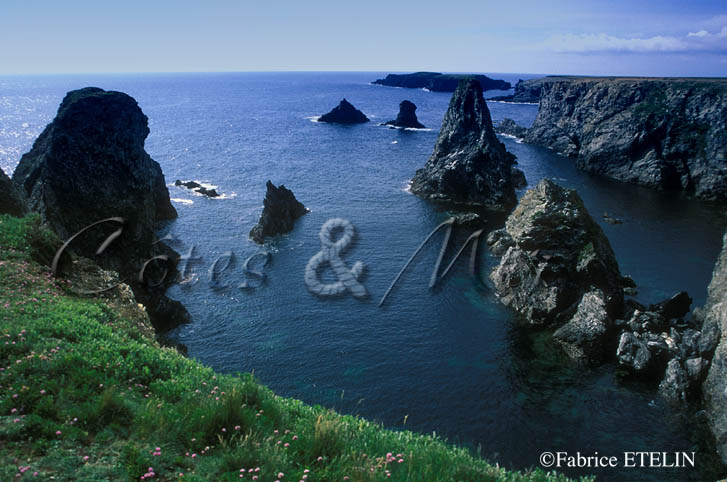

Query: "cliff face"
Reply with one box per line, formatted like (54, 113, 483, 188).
(702, 231, 727, 465)
(525, 78, 727, 200)
(12, 87, 187, 331)
(410, 79, 520, 209)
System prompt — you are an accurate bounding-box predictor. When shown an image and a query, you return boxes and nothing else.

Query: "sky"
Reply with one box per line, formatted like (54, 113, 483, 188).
(1, 0, 726, 76)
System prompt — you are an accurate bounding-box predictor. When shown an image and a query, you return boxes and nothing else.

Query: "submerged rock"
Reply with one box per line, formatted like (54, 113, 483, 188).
(384, 100, 425, 129)
(11, 87, 187, 331)
(0, 167, 27, 217)
(318, 99, 369, 124)
(250, 181, 308, 243)
(410, 79, 520, 209)
(175, 179, 220, 198)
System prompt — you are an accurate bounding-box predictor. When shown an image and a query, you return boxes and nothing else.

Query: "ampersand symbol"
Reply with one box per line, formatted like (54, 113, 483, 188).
(305, 218, 367, 299)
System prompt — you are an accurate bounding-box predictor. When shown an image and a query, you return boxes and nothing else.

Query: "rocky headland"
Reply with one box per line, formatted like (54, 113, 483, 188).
(519, 76, 727, 200)
(373, 72, 511, 92)
(318, 99, 369, 124)
(250, 180, 308, 243)
(11, 87, 188, 331)
(384, 100, 425, 129)
(490, 77, 544, 103)
(410, 79, 524, 209)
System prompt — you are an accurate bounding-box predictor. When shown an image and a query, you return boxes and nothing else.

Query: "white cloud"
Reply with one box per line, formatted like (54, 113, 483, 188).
(543, 25, 727, 54)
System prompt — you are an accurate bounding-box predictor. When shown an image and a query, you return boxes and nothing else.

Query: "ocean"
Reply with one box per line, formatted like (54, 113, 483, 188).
(1, 71, 724, 481)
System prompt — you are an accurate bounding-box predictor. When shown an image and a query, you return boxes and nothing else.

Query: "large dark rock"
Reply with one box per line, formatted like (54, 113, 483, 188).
(489, 179, 624, 328)
(650, 291, 693, 320)
(410, 79, 521, 209)
(12, 87, 187, 331)
(250, 181, 308, 243)
(0, 167, 27, 217)
(384, 100, 425, 129)
(702, 231, 727, 464)
(490, 78, 544, 103)
(372, 72, 511, 92)
(318, 99, 369, 124)
(525, 77, 727, 200)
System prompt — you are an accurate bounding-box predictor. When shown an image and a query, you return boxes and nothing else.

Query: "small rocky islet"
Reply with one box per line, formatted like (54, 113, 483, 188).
(383, 100, 425, 129)
(318, 98, 369, 124)
(249, 180, 308, 243)
(372, 71, 511, 92)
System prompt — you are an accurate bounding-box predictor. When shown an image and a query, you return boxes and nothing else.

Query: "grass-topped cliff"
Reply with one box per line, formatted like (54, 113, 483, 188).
(0, 214, 585, 481)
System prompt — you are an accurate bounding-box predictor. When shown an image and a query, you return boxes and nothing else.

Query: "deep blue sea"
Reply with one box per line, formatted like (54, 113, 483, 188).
(1, 72, 725, 481)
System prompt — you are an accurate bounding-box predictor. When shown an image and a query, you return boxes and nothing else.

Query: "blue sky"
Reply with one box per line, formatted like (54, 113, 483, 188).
(1, 0, 726, 76)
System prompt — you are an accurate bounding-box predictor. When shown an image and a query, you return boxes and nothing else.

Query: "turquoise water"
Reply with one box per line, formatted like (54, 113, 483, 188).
(1, 72, 725, 481)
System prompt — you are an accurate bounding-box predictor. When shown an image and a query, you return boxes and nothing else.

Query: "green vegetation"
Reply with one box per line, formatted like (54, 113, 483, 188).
(0, 214, 588, 481)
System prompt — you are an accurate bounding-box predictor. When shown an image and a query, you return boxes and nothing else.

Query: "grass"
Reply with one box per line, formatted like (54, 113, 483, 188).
(0, 214, 590, 481)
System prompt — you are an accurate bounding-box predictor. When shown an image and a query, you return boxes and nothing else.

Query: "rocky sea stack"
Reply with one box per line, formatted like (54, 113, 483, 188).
(318, 99, 369, 124)
(11, 87, 187, 331)
(488, 179, 625, 331)
(250, 181, 308, 243)
(410, 79, 523, 209)
(0, 167, 27, 217)
(384, 100, 425, 129)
